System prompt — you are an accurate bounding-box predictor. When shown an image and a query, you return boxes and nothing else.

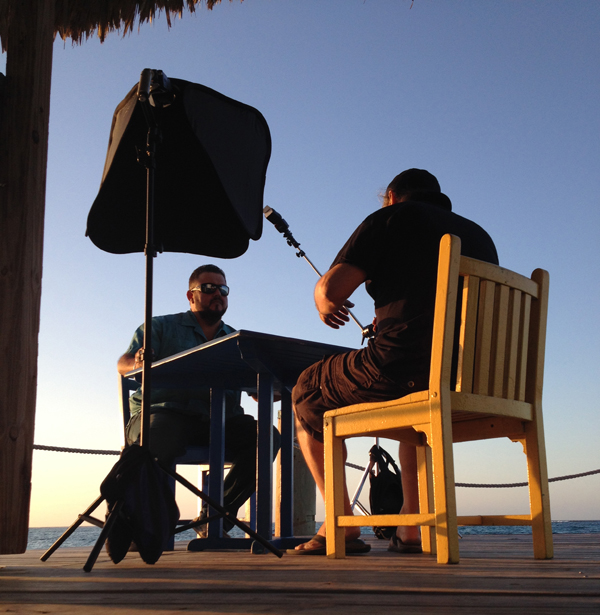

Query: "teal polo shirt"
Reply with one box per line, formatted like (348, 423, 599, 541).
(125, 310, 243, 419)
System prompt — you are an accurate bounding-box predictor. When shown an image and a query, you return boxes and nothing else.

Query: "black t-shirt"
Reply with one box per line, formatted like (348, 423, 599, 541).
(332, 193, 498, 386)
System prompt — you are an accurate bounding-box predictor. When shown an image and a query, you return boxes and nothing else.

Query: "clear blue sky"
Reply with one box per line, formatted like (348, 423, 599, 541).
(2, 0, 598, 526)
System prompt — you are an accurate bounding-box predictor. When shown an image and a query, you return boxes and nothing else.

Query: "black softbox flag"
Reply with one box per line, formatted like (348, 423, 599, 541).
(86, 78, 271, 258)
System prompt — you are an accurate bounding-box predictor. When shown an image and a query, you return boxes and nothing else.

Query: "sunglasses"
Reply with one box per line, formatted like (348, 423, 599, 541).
(190, 283, 230, 297)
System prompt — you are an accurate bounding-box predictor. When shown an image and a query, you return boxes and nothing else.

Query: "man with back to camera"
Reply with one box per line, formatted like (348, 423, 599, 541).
(289, 169, 498, 555)
(118, 264, 281, 535)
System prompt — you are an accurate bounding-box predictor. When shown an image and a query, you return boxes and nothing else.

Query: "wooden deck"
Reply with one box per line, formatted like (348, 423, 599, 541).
(1, 534, 599, 614)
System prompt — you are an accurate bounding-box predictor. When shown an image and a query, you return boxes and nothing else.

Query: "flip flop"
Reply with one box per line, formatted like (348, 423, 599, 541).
(286, 534, 371, 556)
(387, 534, 423, 554)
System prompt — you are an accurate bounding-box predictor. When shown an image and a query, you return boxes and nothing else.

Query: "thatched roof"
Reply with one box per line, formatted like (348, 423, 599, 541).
(0, 0, 235, 50)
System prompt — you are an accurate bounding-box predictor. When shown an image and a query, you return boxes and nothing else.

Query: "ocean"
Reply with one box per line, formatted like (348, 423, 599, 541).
(27, 520, 600, 551)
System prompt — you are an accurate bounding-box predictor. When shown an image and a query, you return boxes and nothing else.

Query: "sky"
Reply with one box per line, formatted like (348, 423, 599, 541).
(1, 0, 598, 527)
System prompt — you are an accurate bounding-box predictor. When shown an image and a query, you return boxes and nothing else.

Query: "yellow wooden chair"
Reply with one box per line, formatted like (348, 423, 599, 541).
(324, 233, 552, 564)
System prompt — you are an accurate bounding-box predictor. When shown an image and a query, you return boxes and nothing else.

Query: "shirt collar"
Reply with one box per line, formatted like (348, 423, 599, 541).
(184, 310, 228, 342)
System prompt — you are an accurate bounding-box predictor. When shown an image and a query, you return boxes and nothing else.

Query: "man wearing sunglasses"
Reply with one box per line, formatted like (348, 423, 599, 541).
(118, 264, 280, 536)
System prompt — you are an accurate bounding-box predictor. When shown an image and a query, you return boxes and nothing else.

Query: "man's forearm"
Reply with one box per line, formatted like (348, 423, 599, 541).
(118, 346, 157, 375)
(314, 263, 367, 314)
(314, 279, 344, 315)
(117, 352, 138, 375)
(313, 263, 367, 329)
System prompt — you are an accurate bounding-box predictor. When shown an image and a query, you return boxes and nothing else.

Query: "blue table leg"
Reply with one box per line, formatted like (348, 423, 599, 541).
(279, 387, 294, 537)
(208, 387, 225, 538)
(256, 372, 274, 540)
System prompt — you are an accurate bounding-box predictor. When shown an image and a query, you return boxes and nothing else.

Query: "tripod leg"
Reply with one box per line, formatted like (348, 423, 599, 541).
(350, 459, 374, 513)
(163, 465, 283, 558)
(40, 495, 105, 562)
(83, 500, 124, 573)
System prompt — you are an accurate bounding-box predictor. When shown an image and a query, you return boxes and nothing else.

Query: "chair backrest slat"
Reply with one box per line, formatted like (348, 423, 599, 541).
(515, 293, 532, 402)
(472, 280, 496, 396)
(504, 288, 522, 400)
(455, 275, 479, 394)
(490, 283, 510, 398)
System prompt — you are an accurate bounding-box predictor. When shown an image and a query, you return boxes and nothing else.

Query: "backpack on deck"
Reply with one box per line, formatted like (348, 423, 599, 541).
(368, 444, 404, 539)
(100, 445, 180, 564)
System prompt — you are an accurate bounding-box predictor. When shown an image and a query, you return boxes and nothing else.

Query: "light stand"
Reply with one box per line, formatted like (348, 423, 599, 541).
(136, 67, 162, 449)
(41, 70, 281, 570)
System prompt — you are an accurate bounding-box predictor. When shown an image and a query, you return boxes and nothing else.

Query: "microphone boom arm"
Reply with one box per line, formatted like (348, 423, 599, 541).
(263, 206, 374, 342)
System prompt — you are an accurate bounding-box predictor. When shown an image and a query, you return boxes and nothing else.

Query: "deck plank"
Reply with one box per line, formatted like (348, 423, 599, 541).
(0, 534, 598, 614)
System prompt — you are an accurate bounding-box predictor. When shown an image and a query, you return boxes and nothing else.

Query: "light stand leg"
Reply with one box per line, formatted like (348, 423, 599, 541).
(83, 500, 125, 573)
(163, 465, 282, 558)
(350, 437, 379, 514)
(40, 495, 105, 561)
(350, 459, 374, 515)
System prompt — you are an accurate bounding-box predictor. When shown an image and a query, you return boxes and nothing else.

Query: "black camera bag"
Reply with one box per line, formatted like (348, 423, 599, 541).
(368, 444, 404, 539)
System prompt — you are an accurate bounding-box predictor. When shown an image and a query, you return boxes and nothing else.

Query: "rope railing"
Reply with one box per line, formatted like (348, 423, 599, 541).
(33, 443, 599, 488)
(33, 444, 120, 456)
(455, 469, 600, 488)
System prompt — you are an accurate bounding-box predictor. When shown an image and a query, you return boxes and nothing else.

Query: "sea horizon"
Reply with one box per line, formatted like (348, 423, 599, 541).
(26, 520, 600, 552)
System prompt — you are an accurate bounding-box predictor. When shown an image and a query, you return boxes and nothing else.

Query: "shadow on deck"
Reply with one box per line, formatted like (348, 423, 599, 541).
(0, 533, 599, 614)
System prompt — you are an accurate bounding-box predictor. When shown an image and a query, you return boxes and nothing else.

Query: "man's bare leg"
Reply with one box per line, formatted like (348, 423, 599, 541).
(294, 418, 360, 550)
(396, 442, 421, 544)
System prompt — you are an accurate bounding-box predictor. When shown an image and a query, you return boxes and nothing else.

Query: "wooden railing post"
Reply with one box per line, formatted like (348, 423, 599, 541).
(0, 0, 54, 553)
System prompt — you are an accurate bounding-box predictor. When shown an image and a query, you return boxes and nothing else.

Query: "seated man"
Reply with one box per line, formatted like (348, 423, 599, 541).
(290, 169, 498, 554)
(118, 264, 281, 534)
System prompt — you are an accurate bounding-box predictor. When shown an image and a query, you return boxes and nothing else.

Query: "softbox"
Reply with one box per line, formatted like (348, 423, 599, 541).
(86, 78, 271, 258)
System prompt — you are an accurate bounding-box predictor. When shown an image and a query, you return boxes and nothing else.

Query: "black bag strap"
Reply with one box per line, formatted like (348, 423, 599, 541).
(369, 444, 401, 477)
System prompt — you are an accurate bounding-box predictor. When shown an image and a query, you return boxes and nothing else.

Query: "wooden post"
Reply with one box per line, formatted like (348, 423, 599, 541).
(0, 0, 54, 553)
(275, 412, 316, 537)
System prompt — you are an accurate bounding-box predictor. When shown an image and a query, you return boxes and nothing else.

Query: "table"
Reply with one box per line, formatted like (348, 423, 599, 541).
(130, 329, 352, 550)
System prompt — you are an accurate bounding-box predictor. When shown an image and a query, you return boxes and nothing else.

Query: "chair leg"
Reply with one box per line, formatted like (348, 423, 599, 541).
(430, 404, 460, 564)
(417, 444, 436, 555)
(523, 419, 553, 559)
(324, 416, 346, 559)
(165, 467, 176, 550)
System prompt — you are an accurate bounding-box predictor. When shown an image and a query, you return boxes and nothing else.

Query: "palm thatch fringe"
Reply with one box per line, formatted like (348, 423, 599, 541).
(0, 0, 237, 51)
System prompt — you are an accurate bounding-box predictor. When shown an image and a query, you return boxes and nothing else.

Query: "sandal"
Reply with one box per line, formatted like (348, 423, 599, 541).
(387, 534, 423, 554)
(286, 534, 371, 555)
